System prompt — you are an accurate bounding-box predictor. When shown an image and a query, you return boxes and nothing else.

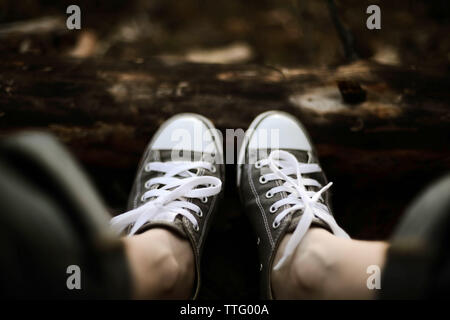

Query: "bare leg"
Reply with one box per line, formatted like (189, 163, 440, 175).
(123, 228, 195, 299)
(272, 228, 389, 299)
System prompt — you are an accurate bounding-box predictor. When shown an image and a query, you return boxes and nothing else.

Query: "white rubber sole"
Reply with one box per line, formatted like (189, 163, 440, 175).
(236, 110, 315, 188)
(236, 110, 280, 187)
(149, 113, 224, 166)
(192, 113, 225, 166)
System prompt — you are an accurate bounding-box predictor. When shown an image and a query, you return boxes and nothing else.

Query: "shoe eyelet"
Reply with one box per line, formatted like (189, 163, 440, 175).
(255, 161, 262, 169)
(197, 210, 203, 217)
(144, 164, 151, 172)
(265, 191, 273, 199)
(210, 166, 216, 173)
(140, 195, 147, 202)
(259, 176, 267, 184)
(144, 181, 151, 189)
(201, 197, 208, 203)
(259, 264, 263, 271)
(269, 205, 277, 213)
(194, 224, 200, 232)
(273, 220, 280, 229)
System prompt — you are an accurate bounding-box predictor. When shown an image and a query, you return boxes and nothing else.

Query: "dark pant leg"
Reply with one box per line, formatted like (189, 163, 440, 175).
(380, 174, 450, 299)
(0, 132, 131, 299)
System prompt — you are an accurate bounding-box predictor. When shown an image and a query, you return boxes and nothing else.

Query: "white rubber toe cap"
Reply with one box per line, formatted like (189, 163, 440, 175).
(248, 112, 312, 151)
(151, 114, 216, 153)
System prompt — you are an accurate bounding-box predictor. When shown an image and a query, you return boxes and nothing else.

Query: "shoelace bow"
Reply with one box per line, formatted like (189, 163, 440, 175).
(111, 161, 221, 236)
(257, 150, 349, 270)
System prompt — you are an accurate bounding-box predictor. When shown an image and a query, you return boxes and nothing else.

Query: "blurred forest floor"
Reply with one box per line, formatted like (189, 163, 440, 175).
(0, 0, 449, 298)
(1, 0, 450, 67)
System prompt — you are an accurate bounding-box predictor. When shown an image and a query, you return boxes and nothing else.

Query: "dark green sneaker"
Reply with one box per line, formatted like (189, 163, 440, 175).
(111, 113, 225, 299)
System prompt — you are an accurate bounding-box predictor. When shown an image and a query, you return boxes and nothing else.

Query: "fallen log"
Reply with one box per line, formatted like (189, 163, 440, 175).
(0, 55, 448, 170)
(0, 54, 449, 244)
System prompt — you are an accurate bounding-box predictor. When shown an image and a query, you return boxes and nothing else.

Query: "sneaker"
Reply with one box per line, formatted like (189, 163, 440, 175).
(237, 110, 349, 298)
(111, 113, 224, 299)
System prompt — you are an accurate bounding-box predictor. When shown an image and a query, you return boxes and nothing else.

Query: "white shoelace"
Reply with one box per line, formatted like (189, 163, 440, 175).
(256, 150, 349, 270)
(111, 161, 222, 236)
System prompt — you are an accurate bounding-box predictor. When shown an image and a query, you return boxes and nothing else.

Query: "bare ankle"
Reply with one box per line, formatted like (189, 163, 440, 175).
(290, 241, 331, 298)
(272, 228, 333, 299)
(124, 228, 195, 299)
(148, 248, 192, 299)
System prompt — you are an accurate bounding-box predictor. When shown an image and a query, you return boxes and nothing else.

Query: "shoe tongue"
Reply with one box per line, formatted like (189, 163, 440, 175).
(158, 150, 210, 162)
(134, 217, 188, 238)
(133, 149, 208, 237)
(259, 148, 309, 163)
(260, 149, 309, 175)
(271, 149, 331, 233)
(286, 210, 330, 233)
(287, 150, 309, 163)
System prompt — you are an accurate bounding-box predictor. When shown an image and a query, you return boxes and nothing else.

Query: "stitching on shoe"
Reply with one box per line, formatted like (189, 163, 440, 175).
(248, 162, 274, 248)
(274, 179, 288, 227)
(277, 176, 290, 224)
(134, 148, 158, 208)
(196, 152, 217, 253)
(197, 193, 217, 253)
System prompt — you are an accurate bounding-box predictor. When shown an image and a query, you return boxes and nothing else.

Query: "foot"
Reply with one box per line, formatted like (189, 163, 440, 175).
(111, 113, 224, 299)
(237, 110, 349, 298)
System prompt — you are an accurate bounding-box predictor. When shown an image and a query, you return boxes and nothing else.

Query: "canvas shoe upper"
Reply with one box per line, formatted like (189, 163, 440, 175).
(237, 111, 349, 299)
(111, 113, 224, 299)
